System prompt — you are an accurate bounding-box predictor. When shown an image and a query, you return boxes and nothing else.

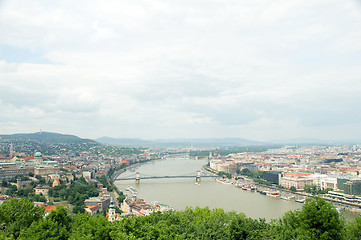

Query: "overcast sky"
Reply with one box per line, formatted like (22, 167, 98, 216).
(0, 0, 361, 141)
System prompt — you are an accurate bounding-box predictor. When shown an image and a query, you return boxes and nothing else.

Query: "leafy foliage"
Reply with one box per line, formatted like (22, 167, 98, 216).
(96, 175, 115, 192)
(304, 185, 333, 195)
(19, 207, 72, 240)
(1, 197, 360, 240)
(49, 181, 99, 209)
(272, 196, 345, 240)
(0, 198, 44, 239)
(217, 171, 232, 179)
(70, 213, 112, 240)
(111, 207, 269, 239)
(5, 186, 46, 203)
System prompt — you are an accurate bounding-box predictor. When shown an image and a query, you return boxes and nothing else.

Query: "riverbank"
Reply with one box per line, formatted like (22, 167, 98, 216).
(111, 157, 165, 181)
(201, 165, 218, 176)
(202, 164, 361, 215)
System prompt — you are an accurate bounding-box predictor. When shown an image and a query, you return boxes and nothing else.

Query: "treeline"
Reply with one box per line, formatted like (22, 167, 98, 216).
(1, 197, 361, 239)
(190, 145, 282, 157)
(4, 186, 46, 203)
(48, 178, 99, 213)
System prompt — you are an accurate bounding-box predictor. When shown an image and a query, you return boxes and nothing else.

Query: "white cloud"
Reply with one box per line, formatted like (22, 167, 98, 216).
(0, 0, 361, 140)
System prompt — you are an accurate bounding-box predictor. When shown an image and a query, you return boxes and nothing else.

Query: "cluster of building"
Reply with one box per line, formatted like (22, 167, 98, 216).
(84, 186, 112, 214)
(120, 197, 172, 217)
(0, 151, 60, 180)
(208, 145, 361, 195)
(0, 143, 161, 183)
(0, 143, 167, 221)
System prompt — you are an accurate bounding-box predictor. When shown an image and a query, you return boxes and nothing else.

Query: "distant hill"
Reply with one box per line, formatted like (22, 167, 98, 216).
(270, 138, 361, 145)
(95, 137, 149, 145)
(0, 132, 97, 144)
(95, 137, 266, 147)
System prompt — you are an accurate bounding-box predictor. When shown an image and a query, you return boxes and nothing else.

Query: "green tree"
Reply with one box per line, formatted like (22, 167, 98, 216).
(346, 215, 361, 240)
(5, 185, 17, 196)
(73, 205, 85, 214)
(0, 198, 44, 239)
(290, 186, 297, 192)
(218, 171, 232, 179)
(19, 207, 72, 240)
(272, 197, 345, 240)
(1, 179, 9, 187)
(110, 207, 269, 239)
(69, 213, 112, 240)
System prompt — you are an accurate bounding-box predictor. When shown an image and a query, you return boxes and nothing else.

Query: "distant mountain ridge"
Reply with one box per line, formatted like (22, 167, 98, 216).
(95, 136, 266, 147)
(0, 132, 96, 144)
(96, 136, 361, 147)
(270, 138, 361, 145)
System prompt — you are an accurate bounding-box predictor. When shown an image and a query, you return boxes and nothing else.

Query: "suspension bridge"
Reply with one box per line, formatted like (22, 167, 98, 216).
(113, 170, 215, 183)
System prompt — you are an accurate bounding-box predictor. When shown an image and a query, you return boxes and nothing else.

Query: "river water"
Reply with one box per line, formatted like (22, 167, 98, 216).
(114, 155, 305, 221)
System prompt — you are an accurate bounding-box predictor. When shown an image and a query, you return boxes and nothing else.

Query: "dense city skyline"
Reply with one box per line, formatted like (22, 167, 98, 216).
(1, 1, 361, 141)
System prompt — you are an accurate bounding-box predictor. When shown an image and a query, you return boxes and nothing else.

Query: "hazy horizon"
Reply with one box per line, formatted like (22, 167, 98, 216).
(1, 1, 361, 141)
(2, 131, 361, 144)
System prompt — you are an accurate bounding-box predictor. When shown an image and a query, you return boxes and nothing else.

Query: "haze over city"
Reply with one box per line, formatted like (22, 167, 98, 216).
(1, 0, 361, 141)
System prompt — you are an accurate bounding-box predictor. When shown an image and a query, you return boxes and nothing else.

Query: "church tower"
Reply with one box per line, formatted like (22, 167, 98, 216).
(108, 197, 116, 222)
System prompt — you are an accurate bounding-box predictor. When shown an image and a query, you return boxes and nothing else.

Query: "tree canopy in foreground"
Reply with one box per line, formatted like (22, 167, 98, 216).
(1, 197, 361, 239)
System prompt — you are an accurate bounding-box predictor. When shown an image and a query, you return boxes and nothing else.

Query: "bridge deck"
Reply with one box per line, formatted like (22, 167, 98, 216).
(114, 175, 214, 181)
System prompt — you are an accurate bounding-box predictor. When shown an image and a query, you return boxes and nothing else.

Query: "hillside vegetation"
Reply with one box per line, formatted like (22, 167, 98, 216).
(0, 132, 96, 144)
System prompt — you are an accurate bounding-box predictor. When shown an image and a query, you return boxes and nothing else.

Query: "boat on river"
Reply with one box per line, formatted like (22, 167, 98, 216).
(216, 178, 233, 185)
(268, 192, 280, 197)
(280, 196, 291, 201)
(126, 186, 138, 195)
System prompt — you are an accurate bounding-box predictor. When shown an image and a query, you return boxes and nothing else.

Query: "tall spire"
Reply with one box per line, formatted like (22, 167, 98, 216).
(109, 196, 114, 208)
(108, 196, 116, 222)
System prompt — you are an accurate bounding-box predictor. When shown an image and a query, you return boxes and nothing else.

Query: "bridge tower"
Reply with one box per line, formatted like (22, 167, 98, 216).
(135, 172, 140, 184)
(196, 170, 201, 182)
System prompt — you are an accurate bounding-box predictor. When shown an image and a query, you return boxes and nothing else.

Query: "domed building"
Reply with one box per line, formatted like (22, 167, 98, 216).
(34, 152, 43, 165)
(32, 151, 60, 177)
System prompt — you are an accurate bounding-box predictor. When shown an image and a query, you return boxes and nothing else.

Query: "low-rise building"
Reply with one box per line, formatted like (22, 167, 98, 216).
(35, 186, 51, 196)
(84, 196, 111, 212)
(34, 165, 60, 177)
(85, 205, 101, 215)
(120, 197, 152, 216)
(44, 205, 56, 217)
(16, 177, 32, 189)
(263, 171, 283, 185)
(0, 164, 26, 180)
(344, 180, 361, 195)
(280, 176, 314, 190)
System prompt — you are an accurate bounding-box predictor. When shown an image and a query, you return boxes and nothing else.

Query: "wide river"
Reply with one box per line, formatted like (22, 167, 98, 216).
(114, 155, 306, 221)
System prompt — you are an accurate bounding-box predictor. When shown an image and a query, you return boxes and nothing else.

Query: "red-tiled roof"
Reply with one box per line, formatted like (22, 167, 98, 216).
(44, 205, 56, 213)
(121, 159, 129, 165)
(25, 156, 34, 161)
(87, 205, 100, 211)
(285, 173, 311, 177)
